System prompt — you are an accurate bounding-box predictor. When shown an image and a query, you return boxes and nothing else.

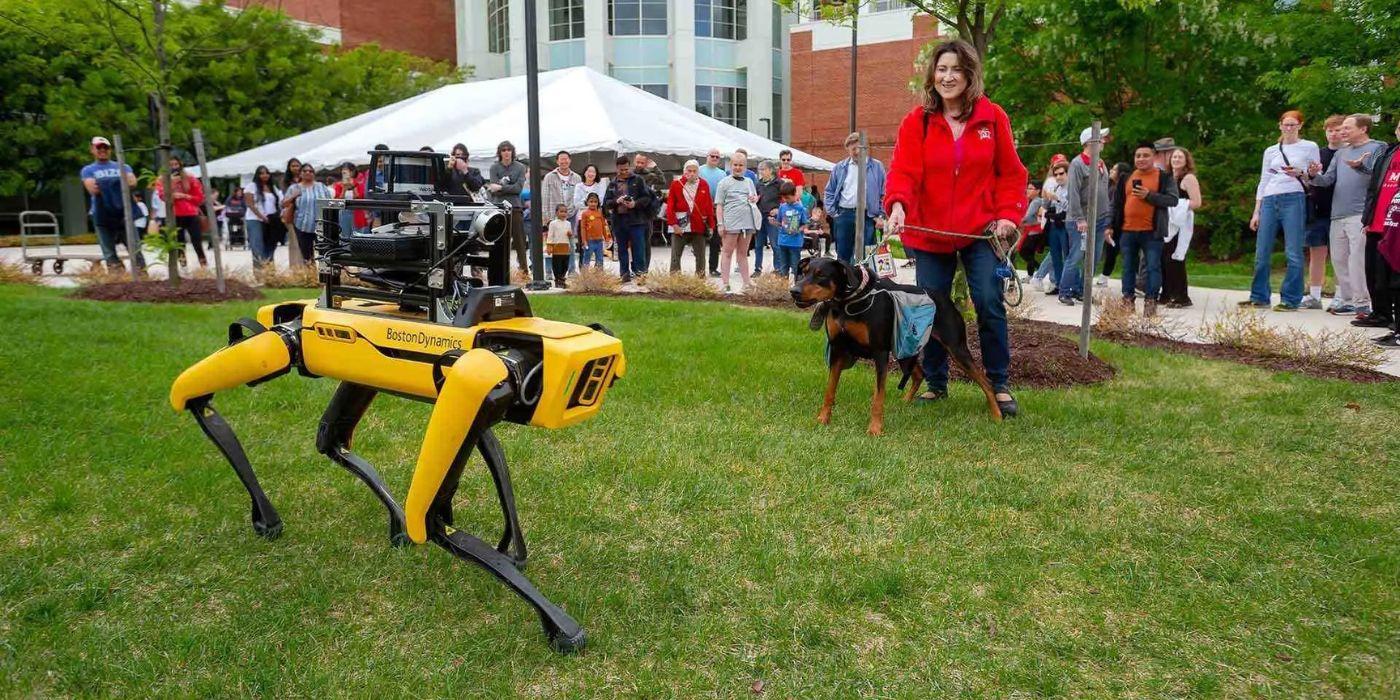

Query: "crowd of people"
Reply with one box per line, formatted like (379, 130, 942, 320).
(1016, 133, 1201, 316)
(77, 83, 1400, 350)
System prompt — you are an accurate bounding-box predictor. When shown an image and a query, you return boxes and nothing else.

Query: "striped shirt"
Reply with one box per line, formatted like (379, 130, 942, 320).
(286, 182, 332, 233)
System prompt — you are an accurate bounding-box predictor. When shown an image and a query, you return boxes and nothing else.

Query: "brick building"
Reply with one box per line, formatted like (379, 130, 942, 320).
(789, 7, 940, 188)
(227, 0, 457, 63)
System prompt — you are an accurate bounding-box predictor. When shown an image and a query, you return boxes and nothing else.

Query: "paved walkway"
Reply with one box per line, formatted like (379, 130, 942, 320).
(8, 241, 1397, 377)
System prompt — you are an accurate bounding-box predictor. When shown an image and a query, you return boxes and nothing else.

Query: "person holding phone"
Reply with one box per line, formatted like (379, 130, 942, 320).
(1110, 142, 1180, 316)
(1243, 110, 1319, 310)
(489, 140, 528, 271)
(447, 143, 485, 201)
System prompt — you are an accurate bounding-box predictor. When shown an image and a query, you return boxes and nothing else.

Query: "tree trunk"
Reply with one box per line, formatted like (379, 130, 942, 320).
(152, 1, 181, 286)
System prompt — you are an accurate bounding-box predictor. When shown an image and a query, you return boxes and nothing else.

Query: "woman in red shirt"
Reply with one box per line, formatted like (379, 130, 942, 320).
(884, 39, 1028, 416)
(332, 162, 370, 240)
(666, 159, 715, 276)
(155, 156, 208, 268)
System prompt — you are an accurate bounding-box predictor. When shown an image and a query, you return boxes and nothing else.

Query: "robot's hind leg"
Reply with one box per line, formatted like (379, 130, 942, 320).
(316, 382, 409, 547)
(188, 397, 283, 539)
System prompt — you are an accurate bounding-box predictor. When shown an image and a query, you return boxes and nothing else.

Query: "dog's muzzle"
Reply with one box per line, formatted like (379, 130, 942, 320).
(790, 287, 816, 308)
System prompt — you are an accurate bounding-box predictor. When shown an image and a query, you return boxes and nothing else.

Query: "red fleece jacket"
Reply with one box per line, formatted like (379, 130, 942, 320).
(883, 97, 1028, 254)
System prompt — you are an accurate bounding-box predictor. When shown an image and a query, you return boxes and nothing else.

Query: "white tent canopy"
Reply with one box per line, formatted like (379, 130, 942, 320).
(200, 66, 834, 179)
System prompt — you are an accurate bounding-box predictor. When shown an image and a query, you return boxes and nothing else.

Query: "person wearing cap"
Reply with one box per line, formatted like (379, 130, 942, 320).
(1061, 125, 1113, 305)
(488, 140, 530, 271)
(80, 136, 146, 272)
(884, 39, 1027, 417)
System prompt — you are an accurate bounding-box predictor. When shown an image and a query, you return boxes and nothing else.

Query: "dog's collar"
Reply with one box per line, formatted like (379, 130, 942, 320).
(842, 265, 878, 316)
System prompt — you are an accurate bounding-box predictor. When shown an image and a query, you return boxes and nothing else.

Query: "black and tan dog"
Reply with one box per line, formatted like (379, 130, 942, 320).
(789, 256, 1002, 435)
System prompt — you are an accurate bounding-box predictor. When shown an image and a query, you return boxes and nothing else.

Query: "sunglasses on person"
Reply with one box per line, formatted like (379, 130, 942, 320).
(780, 157, 792, 163)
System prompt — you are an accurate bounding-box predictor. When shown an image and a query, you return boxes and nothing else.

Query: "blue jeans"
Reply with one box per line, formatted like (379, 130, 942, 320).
(1060, 216, 1108, 299)
(245, 219, 272, 265)
(1251, 192, 1306, 306)
(616, 222, 648, 278)
(1118, 231, 1163, 299)
(773, 244, 802, 277)
(833, 210, 877, 264)
(753, 220, 777, 271)
(913, 241, 1011, 392)
(94, 221, 145, 270)
(583, 239, 605, 267)
(1035, 219, 1066, 286)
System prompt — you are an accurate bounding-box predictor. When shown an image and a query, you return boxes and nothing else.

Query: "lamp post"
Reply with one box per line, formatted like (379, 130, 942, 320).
(524, 0, 549, 290)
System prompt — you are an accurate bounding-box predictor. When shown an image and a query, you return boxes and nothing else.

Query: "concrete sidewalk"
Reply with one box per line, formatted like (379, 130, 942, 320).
(8, 241, 1397, 377)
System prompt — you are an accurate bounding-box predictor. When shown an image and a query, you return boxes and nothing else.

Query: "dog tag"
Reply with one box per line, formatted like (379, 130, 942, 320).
(873, 242, 896, 279)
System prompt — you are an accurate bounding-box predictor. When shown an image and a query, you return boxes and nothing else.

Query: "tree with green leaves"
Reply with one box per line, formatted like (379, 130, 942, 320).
(0, 0, 466, 201)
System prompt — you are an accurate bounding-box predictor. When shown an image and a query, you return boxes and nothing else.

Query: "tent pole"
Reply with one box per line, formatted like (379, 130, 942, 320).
(524, 0, 548, 290)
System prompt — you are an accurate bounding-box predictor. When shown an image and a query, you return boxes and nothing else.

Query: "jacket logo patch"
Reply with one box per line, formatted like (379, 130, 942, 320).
(978, 127, 992, 140)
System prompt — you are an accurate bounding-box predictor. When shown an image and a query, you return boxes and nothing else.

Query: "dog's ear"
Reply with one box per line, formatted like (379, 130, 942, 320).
(796, 257, 811, 276)
(841, 260, 860, 295)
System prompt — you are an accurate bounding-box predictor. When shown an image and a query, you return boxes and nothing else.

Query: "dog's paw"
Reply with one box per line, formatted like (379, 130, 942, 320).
(816, 411, 831, 425)
(866, 424, 884, 436)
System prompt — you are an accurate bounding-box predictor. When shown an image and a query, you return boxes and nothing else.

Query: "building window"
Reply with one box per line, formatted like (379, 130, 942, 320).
(636, 84, 670, 98)
(696, 0, 746, 40)
(871, 0, 907, 12)
(771, 3, 781, 48)
(609, 0, 667, 36)
(771, 92, 782, 142)
(487, 0, 510, 53)
(549, 0, 585, 41)
(696, 85, 747, 129)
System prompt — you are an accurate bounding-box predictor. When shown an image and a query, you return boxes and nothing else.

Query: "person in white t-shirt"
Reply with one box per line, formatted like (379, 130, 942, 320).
(1243, 110, 1320, 310)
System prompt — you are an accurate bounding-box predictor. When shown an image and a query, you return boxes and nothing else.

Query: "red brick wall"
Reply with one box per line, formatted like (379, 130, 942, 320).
(230, 0, 342, 28)
(791, 14, 941, 189)
(231, 0, 456, 63)
(342, 0, 456, 63)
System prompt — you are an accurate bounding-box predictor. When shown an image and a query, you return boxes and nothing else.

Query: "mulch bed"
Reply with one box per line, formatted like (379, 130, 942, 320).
(72, 279, 263, 304)
(1081, 323, 1395, 384)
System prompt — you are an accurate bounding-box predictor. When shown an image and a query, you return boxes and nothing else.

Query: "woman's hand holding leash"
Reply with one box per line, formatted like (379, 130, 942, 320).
(886, 203, 906, 236)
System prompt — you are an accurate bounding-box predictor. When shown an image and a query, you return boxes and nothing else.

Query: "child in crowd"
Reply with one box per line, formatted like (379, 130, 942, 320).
(578, 193, 610, 267)
(771, 180, 808, 278)
(546, 203, 574, 288)
(1019, 181, 1045, 276)
(804, 202, 830, 256)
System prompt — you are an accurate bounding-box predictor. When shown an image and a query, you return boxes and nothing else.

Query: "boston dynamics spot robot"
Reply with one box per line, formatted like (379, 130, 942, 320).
(170, 151, 624, 652)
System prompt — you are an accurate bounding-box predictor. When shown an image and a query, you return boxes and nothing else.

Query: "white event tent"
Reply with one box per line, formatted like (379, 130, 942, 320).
(200, 66, 834, 179)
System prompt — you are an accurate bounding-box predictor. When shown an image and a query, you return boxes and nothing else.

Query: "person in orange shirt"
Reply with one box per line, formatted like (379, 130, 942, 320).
(577, 192, 611, 268)
(1110, 142, 1180, 316)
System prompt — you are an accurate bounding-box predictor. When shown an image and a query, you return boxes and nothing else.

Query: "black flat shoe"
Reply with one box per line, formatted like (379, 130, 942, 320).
(1352, 314, 1392, 328)
(995, 393, 1019, 418)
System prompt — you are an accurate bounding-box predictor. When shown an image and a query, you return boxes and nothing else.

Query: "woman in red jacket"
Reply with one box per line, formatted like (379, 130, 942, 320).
(667, 159, 715, 276)
(155, 156, 209, 269)
(884, 39, 1028, 416)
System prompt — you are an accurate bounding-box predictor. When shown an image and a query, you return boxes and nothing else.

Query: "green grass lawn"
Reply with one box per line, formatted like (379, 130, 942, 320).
(1, 284, 1396, 697)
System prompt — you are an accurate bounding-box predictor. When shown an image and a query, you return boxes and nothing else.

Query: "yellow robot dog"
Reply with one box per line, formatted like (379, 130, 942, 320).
(169, 151, 623, 653)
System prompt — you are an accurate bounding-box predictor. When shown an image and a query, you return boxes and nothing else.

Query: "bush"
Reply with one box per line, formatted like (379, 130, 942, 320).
(0, 260, 39, 285)
(742, 272, 794, 304)
(638, 271, 721, 300)
(253, 265, 319, 289)
(1198, 307, 1385, 370)
(567, 265, 622, 294)
(1091, 291, 1191, 341)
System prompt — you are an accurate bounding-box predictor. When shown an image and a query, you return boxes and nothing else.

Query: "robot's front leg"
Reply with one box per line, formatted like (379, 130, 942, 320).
(404, 348, 587, 653)
(171, 320, 298, 539)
